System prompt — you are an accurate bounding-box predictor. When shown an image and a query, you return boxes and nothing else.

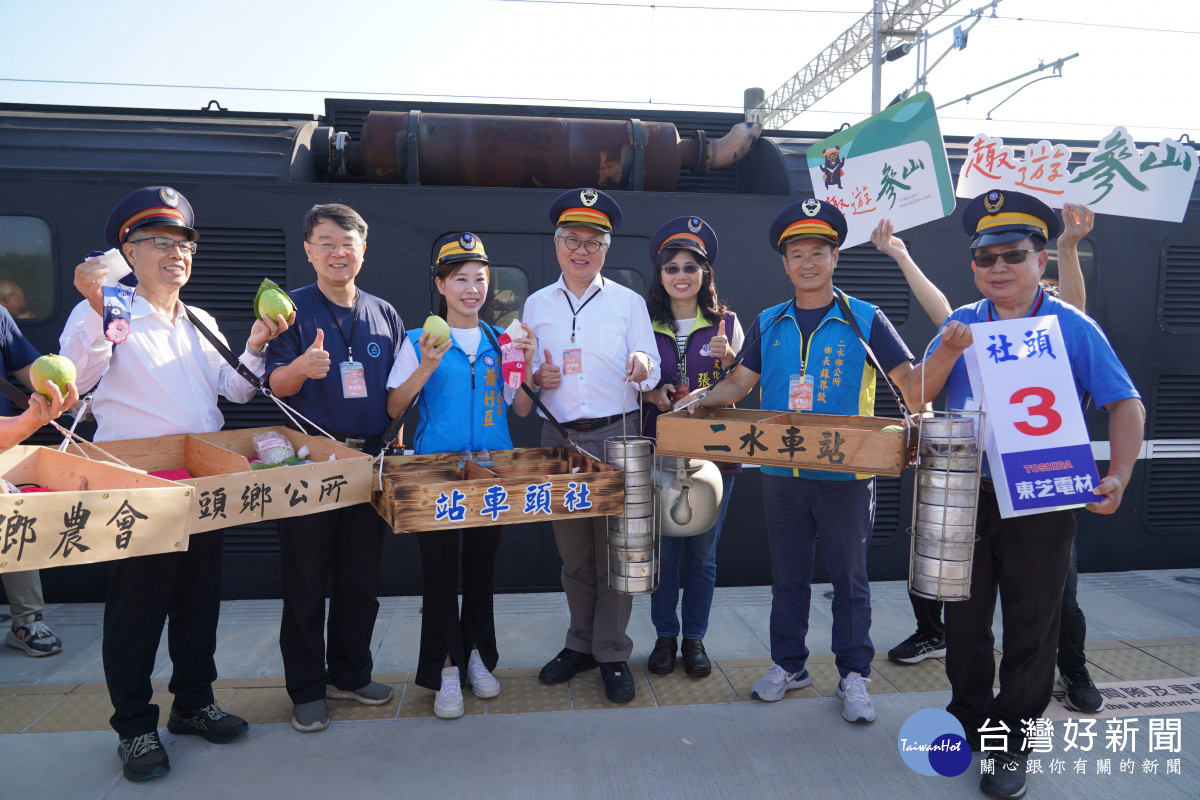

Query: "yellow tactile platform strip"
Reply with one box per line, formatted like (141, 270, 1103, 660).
(1, 641, 1194, 734)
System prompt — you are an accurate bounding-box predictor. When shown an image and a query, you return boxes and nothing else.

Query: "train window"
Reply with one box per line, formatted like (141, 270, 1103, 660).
(0, 216, 54, 320)
(1041, 239, 1095, 311)
(485, 263, 530, 329)
(603, 268, 646, 296)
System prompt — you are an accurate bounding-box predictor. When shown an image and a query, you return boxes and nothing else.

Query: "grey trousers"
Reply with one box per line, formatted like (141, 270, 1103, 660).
(3, 570, 45, 627)
(541, 418, 635, 662)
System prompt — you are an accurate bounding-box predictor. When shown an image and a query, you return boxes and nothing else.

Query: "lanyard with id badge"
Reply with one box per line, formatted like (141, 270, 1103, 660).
(321, 292, 368, 399)
(561, 285, 602, 376)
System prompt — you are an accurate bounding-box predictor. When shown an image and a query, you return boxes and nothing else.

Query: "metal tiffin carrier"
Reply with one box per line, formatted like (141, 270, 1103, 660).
(908, 409, 985, 601)
(603, 435, 659, 595)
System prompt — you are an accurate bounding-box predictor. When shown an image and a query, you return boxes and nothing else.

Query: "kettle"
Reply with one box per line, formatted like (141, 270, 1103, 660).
(655, 457, 724, 537)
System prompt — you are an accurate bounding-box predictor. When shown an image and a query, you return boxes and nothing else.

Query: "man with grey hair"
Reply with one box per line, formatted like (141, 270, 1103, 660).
(524, 188, 659, 704)
(267, 203, 404, 733)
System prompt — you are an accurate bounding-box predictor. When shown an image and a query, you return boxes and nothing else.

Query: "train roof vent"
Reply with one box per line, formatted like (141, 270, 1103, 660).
(1149, 373, 1200, 439)
(832, 245, 911, 326)
(182, 226, 290, 434)
(1158, 243, 1200, 332)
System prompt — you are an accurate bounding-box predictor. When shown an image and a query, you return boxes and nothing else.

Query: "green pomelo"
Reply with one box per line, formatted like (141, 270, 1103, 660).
(423, 315, 451, 347)
(29, 354, 76, 397)
(253, 278, 295, 321)
(882, 425, 904, 433)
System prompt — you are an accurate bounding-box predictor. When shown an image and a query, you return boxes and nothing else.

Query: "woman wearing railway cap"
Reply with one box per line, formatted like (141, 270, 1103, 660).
(386, 232, 536, 718)
(640, 215, 743, 678)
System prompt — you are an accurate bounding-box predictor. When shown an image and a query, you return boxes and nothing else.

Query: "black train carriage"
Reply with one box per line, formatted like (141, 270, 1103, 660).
(0, 98, 1196, 602)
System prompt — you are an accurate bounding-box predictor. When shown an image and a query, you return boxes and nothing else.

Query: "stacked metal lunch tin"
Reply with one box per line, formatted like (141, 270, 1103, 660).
(604, 436, 660, 595)
(909, 410, 985, 601)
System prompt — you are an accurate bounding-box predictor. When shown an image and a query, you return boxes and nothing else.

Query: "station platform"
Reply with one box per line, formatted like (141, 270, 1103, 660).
(2, 570, 1199, 799)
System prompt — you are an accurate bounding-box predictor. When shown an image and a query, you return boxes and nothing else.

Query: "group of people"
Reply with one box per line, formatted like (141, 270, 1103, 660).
(0, 182, 1143, 800)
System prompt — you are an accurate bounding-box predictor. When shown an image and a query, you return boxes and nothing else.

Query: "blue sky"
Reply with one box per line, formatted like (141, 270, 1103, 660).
(2, 0, 1195, 143)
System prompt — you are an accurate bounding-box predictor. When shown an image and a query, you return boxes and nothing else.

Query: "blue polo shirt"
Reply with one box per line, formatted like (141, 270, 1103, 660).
(266, 284, 403, 439)
(932, 291, 1140, 412)
(0, 306, 40, 416)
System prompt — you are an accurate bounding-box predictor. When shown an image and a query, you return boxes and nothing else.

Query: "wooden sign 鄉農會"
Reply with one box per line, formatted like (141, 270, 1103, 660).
(0, 445, 193, 574)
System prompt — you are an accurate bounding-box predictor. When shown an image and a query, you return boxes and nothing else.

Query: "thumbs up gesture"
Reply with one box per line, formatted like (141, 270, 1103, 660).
(709, 317, 733, 362)
(299, 328, 331, 380)
(535, 348, 561, 390)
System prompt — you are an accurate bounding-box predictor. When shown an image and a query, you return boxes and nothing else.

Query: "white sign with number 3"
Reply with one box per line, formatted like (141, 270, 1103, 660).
(965, 316, 1101, 518)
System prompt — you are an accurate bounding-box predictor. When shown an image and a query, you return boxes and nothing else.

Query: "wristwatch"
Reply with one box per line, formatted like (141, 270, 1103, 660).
(247, 342, 268, 358)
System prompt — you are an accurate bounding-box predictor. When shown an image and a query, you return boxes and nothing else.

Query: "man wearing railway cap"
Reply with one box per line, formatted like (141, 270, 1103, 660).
(524, 187, 660, 704)
(906, 189, 1143, 800)
(680, 197, 935, 725)
(61, 186, 291, 782)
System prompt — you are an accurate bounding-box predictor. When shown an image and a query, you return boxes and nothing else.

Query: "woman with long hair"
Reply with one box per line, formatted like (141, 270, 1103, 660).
(385, 232, 535, 718)
(641, 216, 743, 678)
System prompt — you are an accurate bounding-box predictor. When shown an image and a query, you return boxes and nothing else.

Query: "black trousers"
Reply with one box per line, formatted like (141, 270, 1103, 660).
(103, 530, 223, 738)
(945, 488, 1075, 752)
(414, 526, 502, 691)
(278, 503, 387, 704)
(908, 534, 1085, 663)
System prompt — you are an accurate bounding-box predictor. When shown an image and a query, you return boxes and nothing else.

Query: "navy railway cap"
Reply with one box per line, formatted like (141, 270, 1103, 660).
(434, 232, 489, 267)
(648, 215, 718, 266)
(768, 198, 848, 252)
(548, 188, 623, 233)
(103, 186, 197, 250)
(962, 189, 1062, 250)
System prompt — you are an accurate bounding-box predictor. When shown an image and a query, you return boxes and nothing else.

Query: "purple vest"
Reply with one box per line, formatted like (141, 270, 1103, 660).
(643, 311, 741, 475)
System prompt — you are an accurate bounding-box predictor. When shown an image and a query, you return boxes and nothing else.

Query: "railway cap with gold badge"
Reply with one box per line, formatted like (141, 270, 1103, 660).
(962, 189, 1062, 250)
(548, 187, 623, 233)
(768, 198, 847, 253)
(648, 215, 718, 267)
(103, 186, 197, 250)
(434, 232, 489, 267)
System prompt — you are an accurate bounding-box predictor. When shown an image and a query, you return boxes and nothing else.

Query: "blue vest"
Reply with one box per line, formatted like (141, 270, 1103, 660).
(408, 324, 513, 455)
(757, 291, 878, 480)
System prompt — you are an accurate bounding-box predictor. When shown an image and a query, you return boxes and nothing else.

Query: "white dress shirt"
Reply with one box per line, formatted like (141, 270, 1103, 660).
(524, 273, 660, 423)
(59, 296, 264, 442)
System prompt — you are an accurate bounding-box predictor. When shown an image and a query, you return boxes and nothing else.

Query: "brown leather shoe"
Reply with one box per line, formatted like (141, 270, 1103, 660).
(647, 636, 677, 674)
(682, 638, 711, 677)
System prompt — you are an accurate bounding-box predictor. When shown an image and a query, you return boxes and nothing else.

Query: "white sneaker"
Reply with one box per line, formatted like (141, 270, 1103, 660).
(467, 649, 501, 699)
(750, 663, 811, 702)
(837, 671, 876, 723)
(434, 666, 465, 719)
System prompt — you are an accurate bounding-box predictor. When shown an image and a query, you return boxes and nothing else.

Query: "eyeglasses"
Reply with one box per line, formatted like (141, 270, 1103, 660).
(662, 264, 702, 275)
(129, 236, 197, 255)
(307, 240, 364, 254)
(556, 235, 606, 255)
(973, 249, 1039, 269)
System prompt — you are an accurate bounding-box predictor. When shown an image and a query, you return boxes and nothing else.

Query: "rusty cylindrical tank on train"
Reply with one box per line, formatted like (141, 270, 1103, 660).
(312, 111, 761, 190)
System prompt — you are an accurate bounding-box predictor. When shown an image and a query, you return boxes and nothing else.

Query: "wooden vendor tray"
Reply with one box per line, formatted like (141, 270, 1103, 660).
(373, 447, 624, 533)
(68, 427, 372, 534)
(655, 408, 912, 477)
(0, 445, 193, 573)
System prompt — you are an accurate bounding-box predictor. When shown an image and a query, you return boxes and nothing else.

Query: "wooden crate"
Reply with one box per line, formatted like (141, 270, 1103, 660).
(0, 445, 193, 573)
(655, 408, 912, 477)
(67, 427, 372, 534)
(373, 447, 625, 533)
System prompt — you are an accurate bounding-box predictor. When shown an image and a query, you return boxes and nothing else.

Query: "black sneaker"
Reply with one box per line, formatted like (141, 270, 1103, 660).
(980, 750, 1027, 799)
(539, 648, 598, 685)
(6, 614, 63, 657)
(887, 631, 947, 664)
(167, 703, 249, 744)
(117, 731, 170, 783)
(600, 661, 636, 703)
(1061, 667, 1105, 713)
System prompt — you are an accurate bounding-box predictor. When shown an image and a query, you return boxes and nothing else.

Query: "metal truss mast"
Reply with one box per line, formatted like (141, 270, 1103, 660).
(751, 1, 963, 130)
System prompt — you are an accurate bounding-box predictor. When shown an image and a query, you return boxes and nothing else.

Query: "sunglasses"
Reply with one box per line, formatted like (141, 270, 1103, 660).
(662, 264, 702, 275)
(973, 249, 1039, 269)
